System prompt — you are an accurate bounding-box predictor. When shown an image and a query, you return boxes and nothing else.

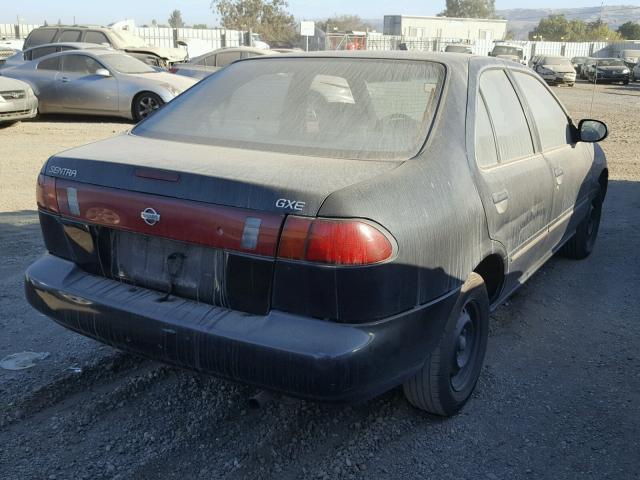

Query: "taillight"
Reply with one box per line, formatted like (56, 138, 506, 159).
(36, 174, 59, 213)
(278, 216, 394, 265)
(168, 67, 179, 74)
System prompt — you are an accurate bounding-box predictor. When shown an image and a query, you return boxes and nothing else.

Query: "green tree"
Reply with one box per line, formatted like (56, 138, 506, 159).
(192, 23, 208, 29)
(151, 19, 158, 27)
(211, 0, 296, 42)
(439, 0, 496, 19)
(617, 21, 640, 40)
(168, 10, 184, 28)
(529, 15, 621, 41)
(317, 15, 373, 33)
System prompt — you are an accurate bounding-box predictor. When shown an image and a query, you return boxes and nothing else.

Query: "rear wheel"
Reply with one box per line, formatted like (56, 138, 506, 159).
(132, 92, 164, 122)
(560, 192, 603, 260)
(403, 272, 489, 416)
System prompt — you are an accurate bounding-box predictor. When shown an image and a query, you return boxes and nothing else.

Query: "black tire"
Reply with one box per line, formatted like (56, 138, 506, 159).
(560, 192, 603, 260)
(132, 92, 164, 122)
(0, 120, 19, 129)
(623, 80, 629, 85)
(403, 272, 489, 416)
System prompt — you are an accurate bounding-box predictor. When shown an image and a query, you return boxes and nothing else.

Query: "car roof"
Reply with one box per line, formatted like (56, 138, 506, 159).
(241, 50, 476, 67)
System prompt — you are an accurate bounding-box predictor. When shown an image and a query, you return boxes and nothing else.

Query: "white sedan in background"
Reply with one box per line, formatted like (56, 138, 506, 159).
(0, 76, 38, 126)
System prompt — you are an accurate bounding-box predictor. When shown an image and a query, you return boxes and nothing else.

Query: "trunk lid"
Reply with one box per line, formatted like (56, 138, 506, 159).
(45, 133, 400, 216)
(41, 134, 401, 315)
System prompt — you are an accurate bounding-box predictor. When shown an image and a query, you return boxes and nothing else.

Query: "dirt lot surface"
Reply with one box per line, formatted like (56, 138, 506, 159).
(1, 84, 639, 480)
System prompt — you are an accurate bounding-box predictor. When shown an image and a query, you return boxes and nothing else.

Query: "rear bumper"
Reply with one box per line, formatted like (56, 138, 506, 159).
(25, 255, 457, 402)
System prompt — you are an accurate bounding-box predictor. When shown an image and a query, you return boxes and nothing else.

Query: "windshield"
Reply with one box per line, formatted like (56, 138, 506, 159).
(133, 58, 445, 161)
(111, 30, 148, 48)
(101, 54, 155, 73)
(493, 46, 523, 58)
(596, 59, 625, 67)
(543, 57, 572, 66)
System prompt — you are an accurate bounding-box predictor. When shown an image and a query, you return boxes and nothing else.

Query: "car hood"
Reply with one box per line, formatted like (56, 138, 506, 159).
(543, 64, 575, 73)
(43, 134, 402, 216)
(124, 46, 187, 62)
(127, 72, 198, 91)
(0, 76, 31, 90)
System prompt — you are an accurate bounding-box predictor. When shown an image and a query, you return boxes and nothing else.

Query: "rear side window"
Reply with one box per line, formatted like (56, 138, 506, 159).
(196, 54, 215, 67)
(513, 72, 571, 150)
(37, 57, 60, 71)
(59, 30, 82, 42)
(216, 51, 241, 67)
(475, 95, 498, 168)
(25, 28, 56, 48)
(30, 46, 57, 60)
(85, 31, 111, 46)
(61, 55, 103, 75)
(479, 69, 534, 162)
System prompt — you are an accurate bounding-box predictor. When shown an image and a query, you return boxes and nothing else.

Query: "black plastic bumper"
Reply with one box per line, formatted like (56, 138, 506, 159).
(25, 255, 458, 402)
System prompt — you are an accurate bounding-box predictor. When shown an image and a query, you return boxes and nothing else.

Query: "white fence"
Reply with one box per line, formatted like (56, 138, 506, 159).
(0, 24, 245, 51)
(2, 23, 639, 59)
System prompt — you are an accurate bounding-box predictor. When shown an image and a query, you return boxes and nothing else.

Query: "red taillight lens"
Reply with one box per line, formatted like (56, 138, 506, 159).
(278, 216, 394, 265)
(36, 174, 59, 213)
(168, 67, 179, 74)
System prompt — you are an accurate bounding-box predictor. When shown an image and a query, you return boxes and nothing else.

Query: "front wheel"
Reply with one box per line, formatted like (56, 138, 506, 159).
(132, 92, 164, 122)
(403, 272, 489, 416)
(560, 192, 603, 260)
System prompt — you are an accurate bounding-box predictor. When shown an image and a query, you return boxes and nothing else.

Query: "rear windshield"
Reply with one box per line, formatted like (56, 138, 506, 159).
(493, 46, 523, 57)
(445, 45, 471, 53)
(542, 57, 572, 65)
(25, 28, 56, 48)
(133, 58, 445, 160)
(101, 54, 155, 73)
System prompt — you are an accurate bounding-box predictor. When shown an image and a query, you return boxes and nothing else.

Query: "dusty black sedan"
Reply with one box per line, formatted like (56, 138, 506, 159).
(25, 52, 608, 416)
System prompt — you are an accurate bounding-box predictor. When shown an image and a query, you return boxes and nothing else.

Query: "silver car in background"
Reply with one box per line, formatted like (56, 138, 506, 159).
(169, 47, 276, 80)
(0, 76, 38, 126)
(1, 49, 197, 121)
(532, 56, 577, 86)
(1, 42, 110, 70)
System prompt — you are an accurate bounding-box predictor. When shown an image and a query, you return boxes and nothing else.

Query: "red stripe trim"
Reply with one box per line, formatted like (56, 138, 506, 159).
(55, 180, 284, 257)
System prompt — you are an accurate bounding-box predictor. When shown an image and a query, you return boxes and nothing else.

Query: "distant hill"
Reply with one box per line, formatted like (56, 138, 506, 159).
(498, 5, 640, 39)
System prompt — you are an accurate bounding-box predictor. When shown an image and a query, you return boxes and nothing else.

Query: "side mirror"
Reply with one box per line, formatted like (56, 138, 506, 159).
(578, 119, 608, 143)
(95, 68, 111, 77)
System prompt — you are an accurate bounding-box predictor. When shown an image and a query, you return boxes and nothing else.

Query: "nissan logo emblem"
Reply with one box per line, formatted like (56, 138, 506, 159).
(140, 207, 161, 226)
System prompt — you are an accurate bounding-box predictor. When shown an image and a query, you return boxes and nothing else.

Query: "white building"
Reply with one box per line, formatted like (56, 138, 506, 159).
(383, 15, 507, 41)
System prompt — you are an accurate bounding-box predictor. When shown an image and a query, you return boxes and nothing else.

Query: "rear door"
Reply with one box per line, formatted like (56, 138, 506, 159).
(511, 71, 595, 251)
(57, 54, 118, 113)
(471, 68, 555, 287)
(33, 56, 63, 110)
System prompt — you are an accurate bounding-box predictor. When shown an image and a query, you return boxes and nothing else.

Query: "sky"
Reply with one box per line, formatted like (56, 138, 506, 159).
(4, 0, 640, 26)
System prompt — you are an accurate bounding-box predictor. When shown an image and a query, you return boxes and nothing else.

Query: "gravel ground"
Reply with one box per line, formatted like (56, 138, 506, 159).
(0, 83, 639, 480)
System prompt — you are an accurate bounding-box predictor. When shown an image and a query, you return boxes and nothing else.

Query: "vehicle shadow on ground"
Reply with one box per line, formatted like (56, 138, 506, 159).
(31, 114, 134, 124)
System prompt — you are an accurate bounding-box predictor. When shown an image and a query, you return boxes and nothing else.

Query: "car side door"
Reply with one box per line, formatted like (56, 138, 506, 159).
(32, 56, 63, 111)
(470, 68, 556, 290)
(57, 54, 118, 112)
(511, 71, 596, 251)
